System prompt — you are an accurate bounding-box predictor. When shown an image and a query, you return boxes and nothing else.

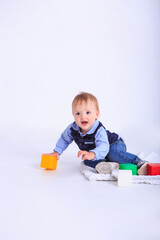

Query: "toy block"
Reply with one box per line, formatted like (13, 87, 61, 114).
(147, 163, 160, 176)
(40, 155, 57, 170)
(118, 170, 132, 187)
(119, 163, 137, 175)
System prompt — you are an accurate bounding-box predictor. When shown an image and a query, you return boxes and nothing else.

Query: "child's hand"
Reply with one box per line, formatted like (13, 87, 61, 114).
(44, 151, 60, 160)
(77, 151, 95, 160)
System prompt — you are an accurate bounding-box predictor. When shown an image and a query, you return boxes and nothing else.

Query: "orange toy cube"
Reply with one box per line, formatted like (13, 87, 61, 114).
(40, 155, 57, 170)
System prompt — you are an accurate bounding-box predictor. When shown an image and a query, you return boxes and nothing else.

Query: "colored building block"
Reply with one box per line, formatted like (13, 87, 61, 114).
(119, 163, 137, 175)
(40, 155, 57, 170)
(147, 163, 160, 176)
(118, 170, 132, 187)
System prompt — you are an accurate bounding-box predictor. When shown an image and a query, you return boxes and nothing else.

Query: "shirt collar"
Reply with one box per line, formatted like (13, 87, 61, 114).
(72, 120, 99, 136)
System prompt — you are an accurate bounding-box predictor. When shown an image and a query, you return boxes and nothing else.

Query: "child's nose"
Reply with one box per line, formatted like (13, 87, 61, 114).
(81, 112, 86, 118)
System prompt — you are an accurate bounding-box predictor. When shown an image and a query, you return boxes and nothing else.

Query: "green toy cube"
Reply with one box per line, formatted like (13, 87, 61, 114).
(119, 163, 137, 175)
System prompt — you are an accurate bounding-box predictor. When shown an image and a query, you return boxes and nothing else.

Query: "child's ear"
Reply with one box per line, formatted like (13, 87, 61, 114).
(96, 111, 100, 119)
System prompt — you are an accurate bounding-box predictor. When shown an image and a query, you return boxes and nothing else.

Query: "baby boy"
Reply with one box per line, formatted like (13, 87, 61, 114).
(46, 92, 148, 175)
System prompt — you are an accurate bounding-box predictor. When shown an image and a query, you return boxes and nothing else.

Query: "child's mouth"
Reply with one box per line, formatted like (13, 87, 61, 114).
(81, 121, 88, 126)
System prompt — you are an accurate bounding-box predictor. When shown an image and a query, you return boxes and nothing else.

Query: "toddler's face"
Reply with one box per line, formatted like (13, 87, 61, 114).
(72, 100, 99, 134)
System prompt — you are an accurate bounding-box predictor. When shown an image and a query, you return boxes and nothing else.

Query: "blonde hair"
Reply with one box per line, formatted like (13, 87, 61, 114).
(72, 92, 99, 113)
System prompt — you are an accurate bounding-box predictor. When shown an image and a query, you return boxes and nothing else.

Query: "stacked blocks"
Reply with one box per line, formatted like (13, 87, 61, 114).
(40, 155, 57, 170)
(119, 163, 137, 175)
(147, 163, 160, 176)
(118, 170, 132, 187)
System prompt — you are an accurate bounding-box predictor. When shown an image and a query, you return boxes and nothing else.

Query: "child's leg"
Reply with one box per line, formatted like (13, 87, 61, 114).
(83, 160, 106, 168)
(84, 139, 147, 175)
(107, 138, 141, 165)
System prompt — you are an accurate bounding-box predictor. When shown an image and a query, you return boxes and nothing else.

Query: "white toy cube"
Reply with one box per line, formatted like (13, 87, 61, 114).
(118, 170, 132, 187)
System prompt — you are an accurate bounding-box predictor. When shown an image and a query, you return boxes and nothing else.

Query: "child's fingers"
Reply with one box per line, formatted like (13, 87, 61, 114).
(78, 151, 83, 158)
(43, 153, 59, 160)
(78, 151, 86, 159)
(82, 153, 89, 160)
(82, 154, 86, 160)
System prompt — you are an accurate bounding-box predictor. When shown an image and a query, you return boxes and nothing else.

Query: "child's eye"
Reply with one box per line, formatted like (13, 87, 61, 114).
(86, 111, 91, 115)
(76, 112, 80, 116)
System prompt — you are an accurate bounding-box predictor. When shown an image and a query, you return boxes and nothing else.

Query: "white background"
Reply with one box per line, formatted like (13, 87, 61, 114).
(0, 1, 160, 240)
(0, 0, 160, 156)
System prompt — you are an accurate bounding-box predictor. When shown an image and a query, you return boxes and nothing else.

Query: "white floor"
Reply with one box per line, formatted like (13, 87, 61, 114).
(0, 150, 160, 240)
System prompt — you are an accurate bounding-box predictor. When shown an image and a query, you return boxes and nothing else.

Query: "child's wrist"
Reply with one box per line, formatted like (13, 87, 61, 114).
(90, 151, 95, 159)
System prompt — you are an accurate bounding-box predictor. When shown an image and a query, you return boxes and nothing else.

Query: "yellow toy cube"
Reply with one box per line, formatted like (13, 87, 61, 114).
(40, 155, 57, 170)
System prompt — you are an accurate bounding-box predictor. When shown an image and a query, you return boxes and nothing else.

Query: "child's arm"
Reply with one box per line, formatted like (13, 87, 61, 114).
(91, 127, 109, 160)
(44, 123, 74, 160)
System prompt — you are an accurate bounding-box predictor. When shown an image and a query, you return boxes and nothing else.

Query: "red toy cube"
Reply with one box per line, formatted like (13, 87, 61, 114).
(147, 163, 160, 176)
